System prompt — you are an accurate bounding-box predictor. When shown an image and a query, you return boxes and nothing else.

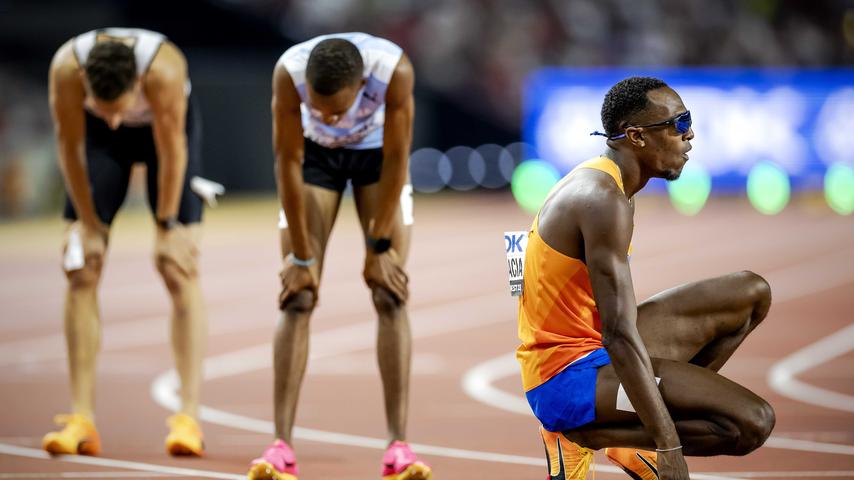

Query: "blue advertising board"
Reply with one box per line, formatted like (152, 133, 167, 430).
(523, 68, 854, 192)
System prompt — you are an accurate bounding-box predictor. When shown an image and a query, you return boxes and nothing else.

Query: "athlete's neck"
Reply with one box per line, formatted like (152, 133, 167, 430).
(603, 147, 649, 198)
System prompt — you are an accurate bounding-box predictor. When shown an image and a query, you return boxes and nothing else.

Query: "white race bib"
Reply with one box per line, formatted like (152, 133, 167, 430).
(504, 231, 528, 297)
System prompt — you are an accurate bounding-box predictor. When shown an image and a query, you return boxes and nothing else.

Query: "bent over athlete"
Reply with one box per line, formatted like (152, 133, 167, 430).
(44, 28, 207, 457)
(517, 77, 775, 480)
(248, 33, 430, 480)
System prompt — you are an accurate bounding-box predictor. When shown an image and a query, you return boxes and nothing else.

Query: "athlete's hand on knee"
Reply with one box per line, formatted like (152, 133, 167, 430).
(154, 226, 198, 277)
(657, 449, 689, 480)
(363, 249, 408, 302)
(79, 220, 109, 264)
(279, 260, 319, 310)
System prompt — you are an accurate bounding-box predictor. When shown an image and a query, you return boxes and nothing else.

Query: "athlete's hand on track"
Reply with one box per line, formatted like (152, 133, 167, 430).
(80, 220, 109, 264)
(657, 449, 689, 480)
(154, 226, 198, 277)
(363, 249, 408, 302)
(279, 260, 319, 310)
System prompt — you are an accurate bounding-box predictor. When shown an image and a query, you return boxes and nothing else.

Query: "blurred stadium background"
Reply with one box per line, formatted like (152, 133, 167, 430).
(0, 0, 851, 217)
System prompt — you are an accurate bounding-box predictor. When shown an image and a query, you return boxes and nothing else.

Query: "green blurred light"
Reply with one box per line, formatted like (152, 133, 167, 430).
(825, 163, 854, 215)
(747, 162, 790, 215)
(511, 160, 561, 213)
(667, 163, 711, 216)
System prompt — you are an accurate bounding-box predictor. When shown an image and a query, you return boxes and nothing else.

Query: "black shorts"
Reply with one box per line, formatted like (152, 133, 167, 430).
(303, 138, 383, 192)
(63, 96, 203, 226)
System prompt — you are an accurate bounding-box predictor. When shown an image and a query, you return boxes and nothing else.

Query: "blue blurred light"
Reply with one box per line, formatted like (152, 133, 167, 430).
(523, 68, 854, 192)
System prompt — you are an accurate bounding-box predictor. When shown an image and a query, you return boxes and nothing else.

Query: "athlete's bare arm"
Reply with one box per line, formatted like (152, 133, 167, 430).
(539, 170, 688, 478)
(145, 42, 189, 224)
(371, 54, 414, 240)
(272, 65, 318, 302)
(362, 54, 414, 302)
(144, 42, 198, 276)
(49, 42, 100, 231)
(577, 173, 688, 477)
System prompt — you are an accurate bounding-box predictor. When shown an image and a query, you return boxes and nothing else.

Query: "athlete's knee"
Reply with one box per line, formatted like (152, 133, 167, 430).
(155, 257, 196, 293)
(371, 286, 402, 317)
(64, 255, 104, 290)
(733, 399, 776, 455)
(282, 289, 316, 315)
(735, 271, 771, 303)
(738, 270, 772, 321)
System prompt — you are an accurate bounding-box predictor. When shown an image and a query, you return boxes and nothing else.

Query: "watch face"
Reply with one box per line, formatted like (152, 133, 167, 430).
(158, 217, 178, 230)
(376, 238, 391, 251)
(369, 237, 392, 253)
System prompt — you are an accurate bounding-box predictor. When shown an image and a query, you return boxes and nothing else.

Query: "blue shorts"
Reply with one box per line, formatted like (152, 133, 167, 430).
(525, 348, 611, 432)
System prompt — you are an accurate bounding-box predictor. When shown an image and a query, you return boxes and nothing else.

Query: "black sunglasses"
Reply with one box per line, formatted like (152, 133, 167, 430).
(591, 110, 692, 140)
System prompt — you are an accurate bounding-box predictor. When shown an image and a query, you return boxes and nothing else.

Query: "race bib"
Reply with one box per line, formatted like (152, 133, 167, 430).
(504, 231, 528, 297)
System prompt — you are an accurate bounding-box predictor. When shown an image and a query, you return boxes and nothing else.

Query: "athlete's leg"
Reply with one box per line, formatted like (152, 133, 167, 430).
(637, 271, 772, 371)
(60, 114, 132, 419)
(565, 358, 775, 456)
(274, 184, 342, 444)
(154, 225, 206, 418)
(353, 182, 412, 443)
(144, 103, 208, 420)
(62, 222, 109, 419)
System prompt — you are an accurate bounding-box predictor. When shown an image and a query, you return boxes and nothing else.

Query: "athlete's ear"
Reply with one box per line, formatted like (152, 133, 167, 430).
(627, 127, 645, 148)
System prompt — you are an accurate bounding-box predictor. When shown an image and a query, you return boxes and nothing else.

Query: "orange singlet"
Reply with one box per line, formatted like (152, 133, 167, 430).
(516, 156, 628, 392)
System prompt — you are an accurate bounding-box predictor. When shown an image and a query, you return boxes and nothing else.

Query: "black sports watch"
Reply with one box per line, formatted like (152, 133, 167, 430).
(156, 216, 179, 231)
(366, 236, 392, 254)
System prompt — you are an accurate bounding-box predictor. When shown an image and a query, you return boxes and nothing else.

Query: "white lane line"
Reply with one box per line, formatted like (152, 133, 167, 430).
(0, 443, 242, 480)
(711, 471, 854, 478)
(0, 472, 173, 478)
(462, 353, 528, 415)
(761, 436, 854, 456)
(767, 324, 854, 413)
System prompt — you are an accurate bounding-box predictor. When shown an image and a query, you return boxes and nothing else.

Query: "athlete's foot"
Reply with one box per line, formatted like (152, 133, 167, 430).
(605, 447, 658, 480)
(381, 441, 432, 480)
(42, 414, 101, 456)
(247, 439, 299, 480)
(165, 413, 205, 457)
(539, 426, 594, 480)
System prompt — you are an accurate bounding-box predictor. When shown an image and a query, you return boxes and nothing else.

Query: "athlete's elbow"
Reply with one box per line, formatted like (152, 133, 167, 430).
(601, 318, 636, 347)
(601, 331, 634, 357)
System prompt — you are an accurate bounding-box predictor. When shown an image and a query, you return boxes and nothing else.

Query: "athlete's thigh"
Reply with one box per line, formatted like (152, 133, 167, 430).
(278, 183, 343, 273)
(352, 181, 413, 264)
(591, 357, 767, 425)
(636, 271, 766, 361)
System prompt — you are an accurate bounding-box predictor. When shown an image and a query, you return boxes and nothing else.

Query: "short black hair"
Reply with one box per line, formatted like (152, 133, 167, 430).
(306, 38, 363, 96)
(84, 41, 137, 101)
(601, 76, 668, 138)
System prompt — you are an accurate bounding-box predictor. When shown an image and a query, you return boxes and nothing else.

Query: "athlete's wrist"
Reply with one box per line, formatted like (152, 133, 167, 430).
(156, 216, 179, 231)
(366, 235, 392, 254)
(286, 253, 316, 268)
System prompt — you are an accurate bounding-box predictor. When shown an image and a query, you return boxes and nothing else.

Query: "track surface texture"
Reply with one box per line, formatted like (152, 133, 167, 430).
(1, 192, 852, 479)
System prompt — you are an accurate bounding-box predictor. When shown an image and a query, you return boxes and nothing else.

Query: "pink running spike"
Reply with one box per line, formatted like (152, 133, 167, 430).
(381, 441, 432, 479)
(251, 439, 299, 476)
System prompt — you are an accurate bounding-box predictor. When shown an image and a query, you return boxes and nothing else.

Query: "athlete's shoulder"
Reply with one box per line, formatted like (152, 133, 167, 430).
(548, 166, 629, 225)
(50, 40, 82, 85)
(146, 41, 187, 83)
